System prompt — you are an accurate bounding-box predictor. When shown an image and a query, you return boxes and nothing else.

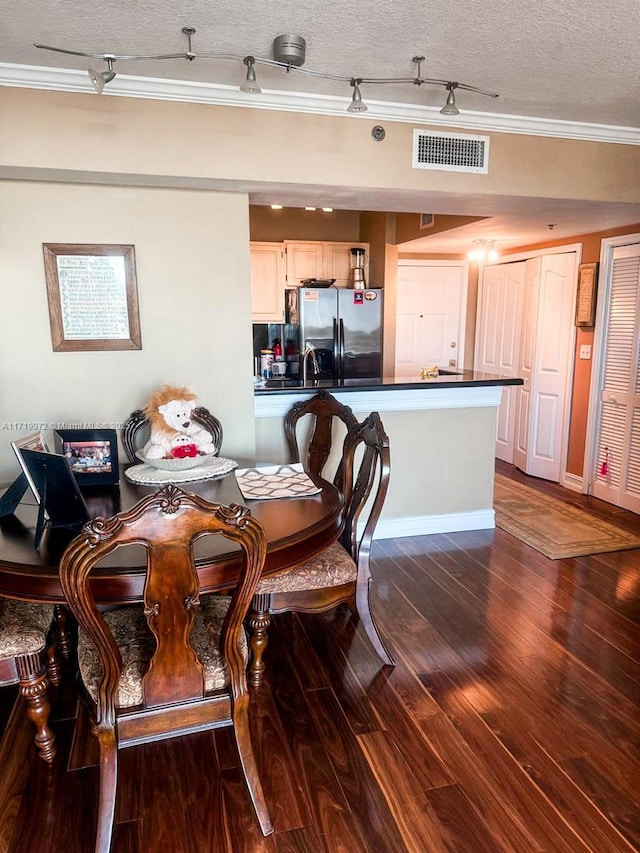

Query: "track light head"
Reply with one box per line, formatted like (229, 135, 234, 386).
(88, 57, 116, 94)
(240, 56, 261, 93)
(440, 83, 460, 116)
(347, 79, 368, 113)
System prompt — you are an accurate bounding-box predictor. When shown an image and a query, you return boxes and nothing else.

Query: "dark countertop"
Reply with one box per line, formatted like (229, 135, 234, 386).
(254, 369, 523, 395)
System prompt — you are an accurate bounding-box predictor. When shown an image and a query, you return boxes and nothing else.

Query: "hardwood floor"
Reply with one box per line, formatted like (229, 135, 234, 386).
(1, 466, 639, 852)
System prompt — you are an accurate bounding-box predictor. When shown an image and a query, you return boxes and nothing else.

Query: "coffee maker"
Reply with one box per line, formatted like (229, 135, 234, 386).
(349, 247, 366, 289)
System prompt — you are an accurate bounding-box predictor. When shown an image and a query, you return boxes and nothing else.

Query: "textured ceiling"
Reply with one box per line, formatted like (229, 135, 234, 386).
(2, 0, 640, 251)
(3, 0, 640, 126)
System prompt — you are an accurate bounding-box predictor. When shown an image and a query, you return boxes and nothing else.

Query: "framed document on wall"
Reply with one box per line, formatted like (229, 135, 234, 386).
(43, 243, 142, 351)
(575, 262, 599, 327)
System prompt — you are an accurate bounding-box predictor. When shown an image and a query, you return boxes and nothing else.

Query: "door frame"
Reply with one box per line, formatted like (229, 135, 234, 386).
(477, 242, 582, 484)
(396, 259, 469, 369)
(584, 232, 640, 496)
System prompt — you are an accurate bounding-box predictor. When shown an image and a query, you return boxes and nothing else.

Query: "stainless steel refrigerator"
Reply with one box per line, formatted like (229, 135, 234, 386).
(296, 287, 383, 382)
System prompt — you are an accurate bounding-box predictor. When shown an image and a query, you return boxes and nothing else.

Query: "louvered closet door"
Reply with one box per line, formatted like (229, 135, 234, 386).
(592, 244, 640, 512)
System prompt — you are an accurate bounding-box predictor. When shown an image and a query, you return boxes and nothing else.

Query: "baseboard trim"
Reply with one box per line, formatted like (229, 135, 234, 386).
(373, 508, 495, 539)
(561, 472, 584, 492)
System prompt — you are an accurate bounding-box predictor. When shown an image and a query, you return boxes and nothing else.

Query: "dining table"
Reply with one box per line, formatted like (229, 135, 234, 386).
(0, 463, 344, 607)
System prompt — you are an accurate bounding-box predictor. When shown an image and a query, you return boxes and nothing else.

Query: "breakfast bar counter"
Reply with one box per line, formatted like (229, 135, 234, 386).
(254, 371, 523, 539)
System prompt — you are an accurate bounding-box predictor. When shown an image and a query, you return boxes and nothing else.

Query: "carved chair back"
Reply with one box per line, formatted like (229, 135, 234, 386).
(122, 406, 223, 463)
(284, 389, 358, 487)
(338, 411, 391, 573)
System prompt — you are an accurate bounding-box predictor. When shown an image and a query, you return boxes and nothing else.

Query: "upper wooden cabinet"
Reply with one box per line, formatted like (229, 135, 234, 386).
(284, 241, 369, 289)
(250, 242, 285, 323)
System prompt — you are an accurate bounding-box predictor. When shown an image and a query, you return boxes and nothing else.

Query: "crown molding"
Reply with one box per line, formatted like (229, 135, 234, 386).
(1, 62, 639, 146)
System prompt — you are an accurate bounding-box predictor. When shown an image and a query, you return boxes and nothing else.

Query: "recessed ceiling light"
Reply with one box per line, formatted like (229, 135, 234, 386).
(321, 207, 333, 212)
(270, 204, 283, 210)
(304, 207, 317, 211)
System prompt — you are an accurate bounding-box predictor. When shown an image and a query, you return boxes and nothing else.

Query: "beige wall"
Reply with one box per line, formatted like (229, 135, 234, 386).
(255, 406, 497, 521)
(2, 89, 639, 205)
(0, 181, 256, 480)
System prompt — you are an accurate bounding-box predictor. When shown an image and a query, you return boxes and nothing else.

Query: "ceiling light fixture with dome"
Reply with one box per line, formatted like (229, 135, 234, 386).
(469, 240, 499, 263)
(34, 27, 499, 113)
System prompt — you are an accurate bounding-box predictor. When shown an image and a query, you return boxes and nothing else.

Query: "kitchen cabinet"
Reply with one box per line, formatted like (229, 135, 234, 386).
(250, 242, 285, 322)
(285, 241, 369, 289)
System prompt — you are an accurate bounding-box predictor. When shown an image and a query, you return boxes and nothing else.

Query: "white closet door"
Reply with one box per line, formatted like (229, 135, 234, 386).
(592, 245, 640, 512)
(513, 257, 541, 473)
(395, 262, 466, 378)
(475, 261, 525, 462)
(514, 253, 576, 480)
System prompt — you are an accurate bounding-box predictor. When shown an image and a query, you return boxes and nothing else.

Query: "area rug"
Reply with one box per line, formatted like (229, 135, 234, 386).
(493, 474, 640, 559)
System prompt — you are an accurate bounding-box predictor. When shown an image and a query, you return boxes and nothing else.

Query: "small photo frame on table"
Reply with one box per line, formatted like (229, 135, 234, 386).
(575, 262, 599, 327)
(42, 243, 142, 352)
(54, 429, 120, 487)
(10, 432, 50, 505)
(17, 449, 90, 550)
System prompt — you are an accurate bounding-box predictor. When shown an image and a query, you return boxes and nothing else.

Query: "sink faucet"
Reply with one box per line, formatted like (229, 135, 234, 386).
(302, 343, 319, 385)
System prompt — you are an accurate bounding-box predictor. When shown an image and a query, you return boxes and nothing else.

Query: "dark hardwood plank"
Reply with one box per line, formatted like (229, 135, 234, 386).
(356, 729, 452, 852)
(301, 686, 409, 853)
(425, 784, 513, 853)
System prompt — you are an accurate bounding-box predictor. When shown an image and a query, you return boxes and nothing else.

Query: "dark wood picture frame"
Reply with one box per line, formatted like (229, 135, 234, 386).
(43, 243, 142, 351)
(575, 262, 599, 327)
(54, 429, 120, 487)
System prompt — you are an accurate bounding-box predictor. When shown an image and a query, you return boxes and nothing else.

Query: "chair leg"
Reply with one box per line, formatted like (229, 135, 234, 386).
(17, 655, 56, 763)
(95, 729, 118, 853)
(45, 637, 62, 687)
(54, 604, 72, 660)
(248, 594, 271, 688)
(231, 695, 273, 836)
(356, 577, 395, 667)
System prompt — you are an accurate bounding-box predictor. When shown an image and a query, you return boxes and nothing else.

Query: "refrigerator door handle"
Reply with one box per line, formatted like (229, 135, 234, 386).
(332, 317, 339, 381)
(338, 318, 345, 383)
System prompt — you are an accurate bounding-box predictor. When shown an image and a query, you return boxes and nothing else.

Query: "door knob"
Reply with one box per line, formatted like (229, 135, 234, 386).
(450, 341, 456, 348)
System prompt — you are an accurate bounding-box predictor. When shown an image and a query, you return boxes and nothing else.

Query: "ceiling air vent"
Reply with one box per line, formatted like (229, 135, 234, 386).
(412, 129, 490, 173)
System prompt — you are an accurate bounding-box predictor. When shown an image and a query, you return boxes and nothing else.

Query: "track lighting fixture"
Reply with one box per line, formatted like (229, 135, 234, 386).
(240, 56, 261, 94)
(347, 79, 368, 113)
(440, 83, 459, 116)
(34, 27, 500, 113)
(469, 240, 498, 263)
(88, 57, 116, 94)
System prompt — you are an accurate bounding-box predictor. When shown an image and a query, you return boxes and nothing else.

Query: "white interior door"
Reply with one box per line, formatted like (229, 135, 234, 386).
(592, 243, 640, 512)
(514, 253, 577, 480)
(475, 261, 525, 462)
(395, 262, 467, 378)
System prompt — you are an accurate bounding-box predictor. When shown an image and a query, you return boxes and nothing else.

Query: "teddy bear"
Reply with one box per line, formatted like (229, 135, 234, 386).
(169, 433, 199, 459)
(142, 385, 217, 460)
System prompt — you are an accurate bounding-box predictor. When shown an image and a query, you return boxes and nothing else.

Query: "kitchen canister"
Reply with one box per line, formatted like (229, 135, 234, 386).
(259, 349, 274, 377)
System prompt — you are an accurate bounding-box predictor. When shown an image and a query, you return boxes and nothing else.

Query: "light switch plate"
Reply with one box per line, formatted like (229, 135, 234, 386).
(579, 344, 591, 360)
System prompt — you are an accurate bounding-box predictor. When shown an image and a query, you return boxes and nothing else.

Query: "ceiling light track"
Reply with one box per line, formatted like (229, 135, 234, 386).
(34, 27, 500, 113)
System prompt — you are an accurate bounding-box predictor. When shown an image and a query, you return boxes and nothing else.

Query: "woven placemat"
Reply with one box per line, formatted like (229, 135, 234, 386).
(235, 463, 321, 500)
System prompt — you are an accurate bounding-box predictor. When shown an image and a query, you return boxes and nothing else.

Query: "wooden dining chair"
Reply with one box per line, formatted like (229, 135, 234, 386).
(0, 600, 62, 762)
(284, 388, 358, 488)
(122, 405, 223, 463)
(59, 484, 273, 852)
(249, 411, 395, 687)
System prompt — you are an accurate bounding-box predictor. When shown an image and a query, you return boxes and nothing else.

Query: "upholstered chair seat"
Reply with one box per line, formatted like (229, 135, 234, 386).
(0, 601, 55, 658)
(77, 595, 247, 708)
(255, 541, 356, 595)
(0, 599, 60, 763)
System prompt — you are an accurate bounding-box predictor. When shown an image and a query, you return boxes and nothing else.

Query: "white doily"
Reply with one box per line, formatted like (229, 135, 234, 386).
(125, 456, 238, 485)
